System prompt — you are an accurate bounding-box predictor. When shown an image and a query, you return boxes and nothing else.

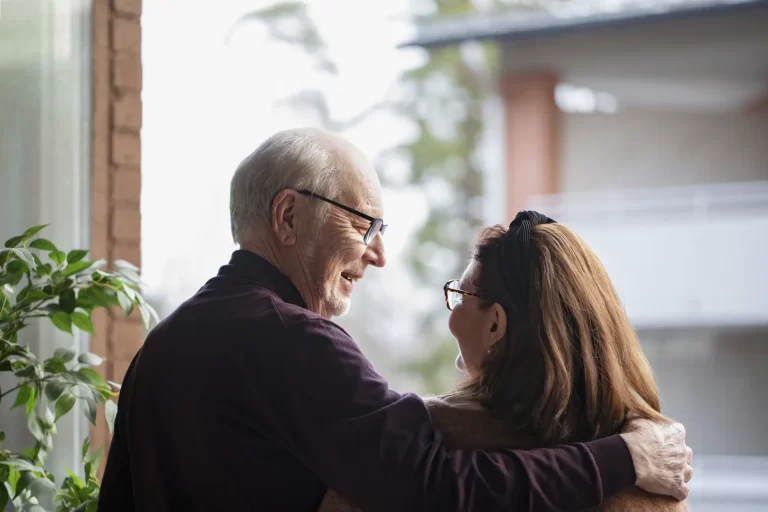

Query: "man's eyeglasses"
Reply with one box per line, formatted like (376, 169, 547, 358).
(297, 190, 387, 245)
(443, 279, 480, 311)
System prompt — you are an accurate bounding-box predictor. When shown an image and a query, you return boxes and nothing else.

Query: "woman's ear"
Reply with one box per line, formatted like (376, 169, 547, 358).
(487, 303, 507, 348)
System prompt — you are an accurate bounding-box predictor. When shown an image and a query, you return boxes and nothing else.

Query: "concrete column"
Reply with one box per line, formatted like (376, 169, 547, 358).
(500, 70, 561, 219)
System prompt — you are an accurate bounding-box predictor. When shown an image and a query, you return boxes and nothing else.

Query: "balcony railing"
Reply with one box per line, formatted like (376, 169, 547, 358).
(528, 181, 768, 329)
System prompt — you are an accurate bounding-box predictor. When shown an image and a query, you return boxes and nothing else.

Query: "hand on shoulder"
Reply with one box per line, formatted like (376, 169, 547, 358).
(620, 419, 693, 501)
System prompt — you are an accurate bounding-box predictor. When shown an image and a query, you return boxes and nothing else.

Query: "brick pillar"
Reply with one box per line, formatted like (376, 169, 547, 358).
(500, 71, 561, 219)
(90, 0, 143, 465)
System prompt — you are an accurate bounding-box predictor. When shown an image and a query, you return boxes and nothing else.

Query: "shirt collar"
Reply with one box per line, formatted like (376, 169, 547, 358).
(221, 250, 307, 309)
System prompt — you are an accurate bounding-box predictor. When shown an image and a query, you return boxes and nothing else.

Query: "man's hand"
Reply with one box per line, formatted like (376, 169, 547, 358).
(620, 419, 693, 500)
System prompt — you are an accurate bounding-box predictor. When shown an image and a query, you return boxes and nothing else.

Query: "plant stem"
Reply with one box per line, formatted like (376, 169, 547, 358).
(0, 375, 54, 401)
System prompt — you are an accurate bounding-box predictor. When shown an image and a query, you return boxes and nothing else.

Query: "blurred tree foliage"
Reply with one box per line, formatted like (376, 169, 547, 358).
(379, 0, 504, 394)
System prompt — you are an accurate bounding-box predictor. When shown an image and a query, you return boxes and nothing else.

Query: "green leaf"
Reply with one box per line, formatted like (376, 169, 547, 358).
(81, 437, 91, 459)
(29, 238, 57, 252)
(8, 248, 36, 269)
(25, 290, 52, 302)
(95, 386, 114, 401)
(76, 368, 106, 387)
(43, 358, 67, 373)
(49, 250, 66, 265)
(59, 289, 76, 313)
(83, 396, 97, 425)
(28, 474, 56, 501)
(5, 259, 29, 274)
(66, 250, 89, 264)
(34, 263, 53, 277)
(43, 406, 55, 427)
(4, 235, 25, 248)
(105, 400, 118, 435)
(80, 287, 110, 308)
(11, 386, 33, 410)
(49, 311, 72, 334)
(77, 351, 102, 366)
(23, 224, 48, 239)
(44, 380, 68, 402)
(54, 393, 77, 422)
(117, 291, 134, 316)
(53, 347, 75, 362)
(15, 470, 35, 499)
(27, 412, 44, 441)
(114, 259, 139, 272)
(13, 365, 37, 379)
(71, 311, 95, 334)
(25, 386, 38, 418)
(63, 260, 95, 277)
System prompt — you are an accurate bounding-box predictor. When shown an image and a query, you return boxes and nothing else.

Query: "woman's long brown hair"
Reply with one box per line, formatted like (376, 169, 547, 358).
(459, 223, 667, 445)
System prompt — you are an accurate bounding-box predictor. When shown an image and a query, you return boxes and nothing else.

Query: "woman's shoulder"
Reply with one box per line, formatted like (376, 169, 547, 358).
(422, 392, 534, 450)
(601, 487, 688, 512)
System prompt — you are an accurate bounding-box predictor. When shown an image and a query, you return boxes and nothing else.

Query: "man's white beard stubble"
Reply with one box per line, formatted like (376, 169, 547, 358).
(304, 230, 351, 319)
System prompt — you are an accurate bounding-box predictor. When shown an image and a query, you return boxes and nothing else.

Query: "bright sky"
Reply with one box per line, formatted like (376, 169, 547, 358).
(141, 0, 428, 299)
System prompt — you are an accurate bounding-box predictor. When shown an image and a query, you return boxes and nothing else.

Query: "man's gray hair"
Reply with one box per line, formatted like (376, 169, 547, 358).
(229, 128, 341, 245)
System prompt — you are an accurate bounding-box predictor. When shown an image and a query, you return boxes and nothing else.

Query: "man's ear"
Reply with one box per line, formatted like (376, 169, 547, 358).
(271, 189, 299, 246)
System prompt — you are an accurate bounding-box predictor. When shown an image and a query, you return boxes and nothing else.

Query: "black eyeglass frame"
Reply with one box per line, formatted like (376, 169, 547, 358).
(297, 189, 387, 245)
(443, 279, 481, 311)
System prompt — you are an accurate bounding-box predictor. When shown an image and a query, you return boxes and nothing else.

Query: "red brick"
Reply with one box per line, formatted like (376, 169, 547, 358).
(111, 204, 141, 242)
(91, 1, 110, 123)
(90, 228, 109, 261)
(90, 415, 109, 473)
(92, 159, 109, 196)
(92, 190, 110, 227)
(112, 91, 141, 132)
(112, 241, 141, 268)
(111, 132, 140, 167)
(112, 167, 141, 203)
(112, 0, 142, 18)
(112, 358, 132, 384)
(111, 17, 140, 52)
(90, 309, 110, 359)
(110, 319, 145, 361)
(112, 52, 142, 91)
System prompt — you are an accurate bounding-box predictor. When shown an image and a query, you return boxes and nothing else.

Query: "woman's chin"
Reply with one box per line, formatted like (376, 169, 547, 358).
(455, 353, 467, 373)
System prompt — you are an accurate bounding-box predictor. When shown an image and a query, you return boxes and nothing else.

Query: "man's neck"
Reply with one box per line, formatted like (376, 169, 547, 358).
(239, 237, 324, 317)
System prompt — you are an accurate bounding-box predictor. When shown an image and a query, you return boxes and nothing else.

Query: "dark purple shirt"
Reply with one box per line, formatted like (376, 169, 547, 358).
(98, 250, 635, 511)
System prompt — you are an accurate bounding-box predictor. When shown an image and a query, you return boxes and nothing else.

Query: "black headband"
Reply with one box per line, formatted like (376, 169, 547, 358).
(498, 210, 556, 316)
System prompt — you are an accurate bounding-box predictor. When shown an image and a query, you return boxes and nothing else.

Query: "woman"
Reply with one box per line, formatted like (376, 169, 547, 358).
(320, 211, 687, 511)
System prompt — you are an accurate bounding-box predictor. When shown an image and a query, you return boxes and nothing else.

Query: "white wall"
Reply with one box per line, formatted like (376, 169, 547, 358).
(641, 327, 768, 457)
(561, 110, 768, 193)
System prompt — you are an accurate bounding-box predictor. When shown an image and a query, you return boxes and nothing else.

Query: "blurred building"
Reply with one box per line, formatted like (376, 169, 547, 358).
(0, 0, 143, 476)
(405, 0, 768, 509)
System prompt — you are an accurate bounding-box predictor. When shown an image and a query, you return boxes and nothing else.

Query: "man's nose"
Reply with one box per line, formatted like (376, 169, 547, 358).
(364, 233, 387, 268)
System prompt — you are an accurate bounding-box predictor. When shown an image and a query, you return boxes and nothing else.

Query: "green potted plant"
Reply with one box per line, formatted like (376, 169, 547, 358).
(0, 225, 157, 511)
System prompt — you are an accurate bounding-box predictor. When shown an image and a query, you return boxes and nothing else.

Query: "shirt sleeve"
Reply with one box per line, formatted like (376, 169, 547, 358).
(97, 355, 137, 512)
(253, 316, 636, 512)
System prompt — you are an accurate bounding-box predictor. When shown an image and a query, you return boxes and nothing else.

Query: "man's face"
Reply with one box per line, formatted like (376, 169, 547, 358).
(298, 150, 387, 318)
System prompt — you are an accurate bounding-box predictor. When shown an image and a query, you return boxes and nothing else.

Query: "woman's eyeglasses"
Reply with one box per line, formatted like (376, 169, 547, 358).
(297, 190, 387, 245)
(443, 279, 480, 311)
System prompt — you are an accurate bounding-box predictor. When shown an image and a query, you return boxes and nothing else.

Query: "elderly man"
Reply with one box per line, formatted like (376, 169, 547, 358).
(99, 128, 692, 511)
